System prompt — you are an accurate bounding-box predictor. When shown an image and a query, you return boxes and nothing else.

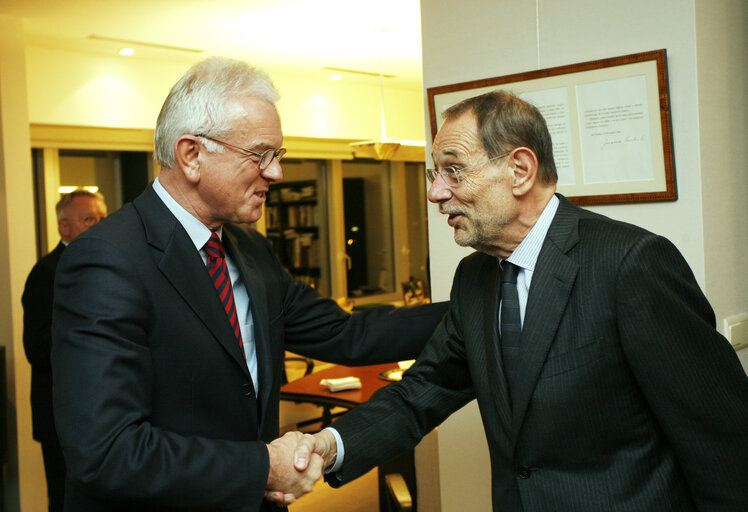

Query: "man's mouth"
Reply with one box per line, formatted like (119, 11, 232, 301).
(441, 208, 463, 227)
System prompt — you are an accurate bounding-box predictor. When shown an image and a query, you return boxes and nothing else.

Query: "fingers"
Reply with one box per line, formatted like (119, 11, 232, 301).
(311, 429, 338, 468)
(306, 452, 324, 479)
(266, 431, 324, 503)
(293, 433, 316, 471)
(264, 490, 296, 506)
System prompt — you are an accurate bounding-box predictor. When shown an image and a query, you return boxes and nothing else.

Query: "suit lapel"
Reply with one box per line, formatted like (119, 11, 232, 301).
(134, 186, 251, 376)
(510, 196, 580, 438)
(476, 256, 514, 437)
(223, 229, 273, 425)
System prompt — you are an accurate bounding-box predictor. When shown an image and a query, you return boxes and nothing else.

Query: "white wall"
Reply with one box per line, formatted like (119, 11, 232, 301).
(419, 0, 747, 509)
(694, 0, 748, 367)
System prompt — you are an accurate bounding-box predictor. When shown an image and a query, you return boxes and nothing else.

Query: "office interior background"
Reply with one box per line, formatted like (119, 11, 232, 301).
(0, 0, 745, 510)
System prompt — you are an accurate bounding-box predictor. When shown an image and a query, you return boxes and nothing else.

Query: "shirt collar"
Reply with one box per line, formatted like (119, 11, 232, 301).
(152, 177, 222, 251)
(505, 194, 559, 272)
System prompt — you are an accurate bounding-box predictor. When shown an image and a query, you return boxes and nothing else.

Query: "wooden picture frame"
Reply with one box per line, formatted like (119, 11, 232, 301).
(427, 49, 676, 205)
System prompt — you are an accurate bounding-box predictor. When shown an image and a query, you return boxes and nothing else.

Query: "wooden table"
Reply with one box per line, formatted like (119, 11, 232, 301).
(280, 362, 416, 511)
(280, 363, 398, 426)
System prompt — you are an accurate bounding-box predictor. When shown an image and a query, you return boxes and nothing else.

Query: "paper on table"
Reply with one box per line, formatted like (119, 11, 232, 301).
(320, 376, 362, 392)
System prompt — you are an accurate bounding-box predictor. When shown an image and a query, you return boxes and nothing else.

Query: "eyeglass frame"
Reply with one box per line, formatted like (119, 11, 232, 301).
(425, 151, 511, 187)
(194, 134, 286, 171)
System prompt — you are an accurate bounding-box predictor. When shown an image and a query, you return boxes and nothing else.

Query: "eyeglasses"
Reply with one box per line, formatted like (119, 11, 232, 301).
(425, 151, 510, 187)
(195, 134, 286, 171)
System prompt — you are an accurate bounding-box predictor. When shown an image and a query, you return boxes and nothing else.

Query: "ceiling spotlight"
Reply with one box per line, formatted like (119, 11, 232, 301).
(329, 74, 343, 81)
(119, 48, 135, 56)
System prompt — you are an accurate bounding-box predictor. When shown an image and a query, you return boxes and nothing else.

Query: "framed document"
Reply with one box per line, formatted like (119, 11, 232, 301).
(427, 50, 676, 205)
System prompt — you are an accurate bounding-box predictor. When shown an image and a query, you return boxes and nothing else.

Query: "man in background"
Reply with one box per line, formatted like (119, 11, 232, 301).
(291, 90, 748, 511)
(22, 188, 107, 512)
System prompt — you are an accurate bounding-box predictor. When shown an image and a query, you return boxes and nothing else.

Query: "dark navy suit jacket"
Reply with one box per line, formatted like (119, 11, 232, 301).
(52, 184, 447, 511)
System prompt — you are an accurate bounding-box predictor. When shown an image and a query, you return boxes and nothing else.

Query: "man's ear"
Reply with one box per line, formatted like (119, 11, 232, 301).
(509, 147, 538, 197)
(174, 135, 202, 184)
(58, 219, 72, 243)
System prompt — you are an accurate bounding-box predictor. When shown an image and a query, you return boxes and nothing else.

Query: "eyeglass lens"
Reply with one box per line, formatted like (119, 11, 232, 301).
(260, 147, 286, 170)
(425, 168, 459, 185)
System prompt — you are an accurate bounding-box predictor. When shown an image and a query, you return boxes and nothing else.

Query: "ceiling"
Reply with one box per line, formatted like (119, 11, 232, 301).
(1, 0, 424, 88)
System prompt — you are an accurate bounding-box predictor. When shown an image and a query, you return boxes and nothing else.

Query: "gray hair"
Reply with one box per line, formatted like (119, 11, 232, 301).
(443, 90, 558, 185)
(154, 56, 279, 168)
(56, 189, 105, 220)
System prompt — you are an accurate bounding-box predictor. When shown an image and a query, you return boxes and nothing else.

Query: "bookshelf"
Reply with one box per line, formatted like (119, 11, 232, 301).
(265, 180, 322, 289)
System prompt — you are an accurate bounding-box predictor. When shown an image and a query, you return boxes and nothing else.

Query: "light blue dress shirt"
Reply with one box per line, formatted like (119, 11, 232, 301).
(501, 194, 559, 330)
(152, 178, 259, 392)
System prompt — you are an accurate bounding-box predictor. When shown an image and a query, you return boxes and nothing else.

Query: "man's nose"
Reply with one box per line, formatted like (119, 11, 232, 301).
(427, 175, 453, 204)
(262, 159, 283, 183)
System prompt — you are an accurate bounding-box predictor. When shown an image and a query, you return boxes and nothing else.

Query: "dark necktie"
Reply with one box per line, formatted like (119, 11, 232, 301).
(500, 261, 521, 392)
(204, 233, 245, 359)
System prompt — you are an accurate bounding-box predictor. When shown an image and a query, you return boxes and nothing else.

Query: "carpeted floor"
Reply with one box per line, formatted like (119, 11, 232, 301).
(288, 468, 379, 512)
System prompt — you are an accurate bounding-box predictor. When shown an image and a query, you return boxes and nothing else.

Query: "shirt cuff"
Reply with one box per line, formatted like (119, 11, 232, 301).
(323, 427, 344, 473)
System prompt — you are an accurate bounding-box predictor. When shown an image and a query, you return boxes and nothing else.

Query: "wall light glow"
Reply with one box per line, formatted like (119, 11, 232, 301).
(58, 186, 99, 194)
(329, 74, 343, 81)
(119, 48, 135, 56)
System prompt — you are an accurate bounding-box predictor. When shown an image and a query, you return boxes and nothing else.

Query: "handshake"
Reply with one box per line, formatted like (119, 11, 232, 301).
(265, 429, 338, 506)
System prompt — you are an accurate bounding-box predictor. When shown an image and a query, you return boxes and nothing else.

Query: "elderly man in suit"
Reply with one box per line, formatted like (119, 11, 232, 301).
(22, 188, 107, 512)
(290, 90, 748, 511)
(51, 57, 447, 512)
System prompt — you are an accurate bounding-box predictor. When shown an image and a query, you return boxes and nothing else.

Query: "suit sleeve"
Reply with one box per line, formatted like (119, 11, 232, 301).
(616, 234, 748, 509)
(259, 233, 449, 365)
(324, 261, 475, 485)
(22, 261, 55, 368)
(52, 236, 269, 509)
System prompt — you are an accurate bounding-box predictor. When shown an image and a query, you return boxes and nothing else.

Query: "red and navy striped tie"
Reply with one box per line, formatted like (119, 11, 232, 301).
(204, 232, 245, 359)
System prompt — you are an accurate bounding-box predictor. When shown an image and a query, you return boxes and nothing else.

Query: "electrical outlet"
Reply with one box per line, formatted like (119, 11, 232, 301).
(724, 313, 748, 351)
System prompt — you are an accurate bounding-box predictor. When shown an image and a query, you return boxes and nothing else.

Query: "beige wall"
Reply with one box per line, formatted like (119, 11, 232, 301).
(24, 46, 426, 142)
(420, 0, 747, 509)
(695, 0, 748, 368)
(0, 15, 47, 512)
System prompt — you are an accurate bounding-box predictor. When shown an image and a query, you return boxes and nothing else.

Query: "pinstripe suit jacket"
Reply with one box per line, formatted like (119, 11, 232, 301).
(329, 194, 748, 511)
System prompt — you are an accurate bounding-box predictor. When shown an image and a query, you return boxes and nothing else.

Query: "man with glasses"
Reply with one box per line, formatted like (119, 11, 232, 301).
(289, 90, 748, 511)
(51, 57, 447, 512)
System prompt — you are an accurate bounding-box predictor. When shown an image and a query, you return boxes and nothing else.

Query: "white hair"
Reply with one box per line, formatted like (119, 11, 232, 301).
(154, 56, 279, 168)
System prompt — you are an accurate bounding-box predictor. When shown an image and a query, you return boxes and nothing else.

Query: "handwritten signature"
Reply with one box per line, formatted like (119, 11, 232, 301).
(601, 135, 645, 150)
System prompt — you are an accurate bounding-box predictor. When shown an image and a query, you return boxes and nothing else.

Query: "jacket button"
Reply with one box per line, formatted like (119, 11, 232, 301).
(241, 384, 254, 397)
(518, 466, 532, 479)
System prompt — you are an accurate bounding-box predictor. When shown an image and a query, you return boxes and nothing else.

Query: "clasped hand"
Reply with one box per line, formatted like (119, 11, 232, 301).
(265, 430, 337, 505)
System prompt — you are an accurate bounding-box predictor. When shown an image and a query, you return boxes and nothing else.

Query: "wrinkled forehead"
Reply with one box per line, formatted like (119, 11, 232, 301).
(431, 112, 483, 162)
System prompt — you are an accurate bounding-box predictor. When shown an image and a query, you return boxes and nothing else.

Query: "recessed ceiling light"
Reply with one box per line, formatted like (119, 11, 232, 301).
(329, 74, 343, 81)
(119, 48, 135, 56)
